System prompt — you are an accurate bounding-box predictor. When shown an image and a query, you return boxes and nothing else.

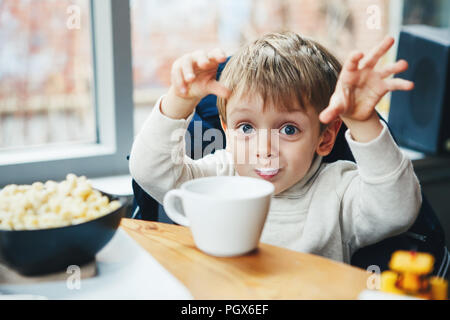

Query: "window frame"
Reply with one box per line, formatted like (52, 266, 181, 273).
(0, 0, 134, 186)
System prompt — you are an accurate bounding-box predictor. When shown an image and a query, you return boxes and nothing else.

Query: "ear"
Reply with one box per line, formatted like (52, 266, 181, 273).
(316, 118, 342, 156)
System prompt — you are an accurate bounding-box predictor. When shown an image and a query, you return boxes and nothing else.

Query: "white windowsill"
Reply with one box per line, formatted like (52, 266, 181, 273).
(0, 143, 116, 166)
(90, 174, 133, 196)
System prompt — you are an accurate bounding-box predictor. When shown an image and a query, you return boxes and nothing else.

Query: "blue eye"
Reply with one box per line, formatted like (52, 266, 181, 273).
(280, 125, 299, 136)
(238, 124, 255, 134)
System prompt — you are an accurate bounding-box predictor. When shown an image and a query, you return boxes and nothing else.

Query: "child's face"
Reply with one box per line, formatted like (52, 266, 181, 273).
(222, 93, 336, 195)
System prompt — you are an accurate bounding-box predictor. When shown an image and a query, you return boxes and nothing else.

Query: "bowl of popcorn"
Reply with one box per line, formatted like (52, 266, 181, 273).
(0, 174, 130, 276)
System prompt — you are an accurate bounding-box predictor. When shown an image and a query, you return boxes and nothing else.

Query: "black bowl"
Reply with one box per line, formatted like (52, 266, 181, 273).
(0, 192, 131, 276)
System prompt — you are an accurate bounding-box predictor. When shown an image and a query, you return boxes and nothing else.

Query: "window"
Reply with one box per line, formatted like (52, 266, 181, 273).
(130, 0, 397, 129)
(0, 0, 134, 186)
(403, 0, 450, 28)
(3, 0, 448, 186)
(0, 0, 96, 150)
(130, 0, 450, 130)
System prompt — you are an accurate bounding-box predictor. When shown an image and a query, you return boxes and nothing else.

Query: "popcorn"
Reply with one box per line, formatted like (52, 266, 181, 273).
(0, 174, 121, 230)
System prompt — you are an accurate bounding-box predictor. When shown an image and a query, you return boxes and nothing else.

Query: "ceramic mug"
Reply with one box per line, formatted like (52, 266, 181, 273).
(163, 176, 274, 257)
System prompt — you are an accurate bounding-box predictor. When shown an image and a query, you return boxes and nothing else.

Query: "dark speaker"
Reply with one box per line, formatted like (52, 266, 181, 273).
(389, 25, 450, 155)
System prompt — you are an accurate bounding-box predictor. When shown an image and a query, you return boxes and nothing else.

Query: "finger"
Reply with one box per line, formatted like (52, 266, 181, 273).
(171, 62, 187, 95)
(385, 78, 415, 91)
(206, 80, 231, 99)
(379, 59, 408, 79)
(344, 51, 364, 72)
(360, 36, 395, 69)
(207, 48, 228, 63)
(180, 55, 196, 83)
(192, 50, 213, 69)
(319, 104, 346, 124)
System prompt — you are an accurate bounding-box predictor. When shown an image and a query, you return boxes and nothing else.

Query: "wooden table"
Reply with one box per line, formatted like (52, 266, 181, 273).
(121, 218, 370, 300)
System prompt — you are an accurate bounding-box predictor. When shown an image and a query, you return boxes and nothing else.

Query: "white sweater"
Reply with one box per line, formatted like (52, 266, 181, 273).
(129, 98, 422, 264)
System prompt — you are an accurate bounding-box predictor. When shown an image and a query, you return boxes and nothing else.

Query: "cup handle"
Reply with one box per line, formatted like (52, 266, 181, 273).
(163, 189, 190, 227)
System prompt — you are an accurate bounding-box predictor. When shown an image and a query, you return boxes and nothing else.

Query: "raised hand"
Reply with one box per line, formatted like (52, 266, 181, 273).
(162, 48, 231, 120)
(171, 48, 231, 100)
(319, 36, 414, 125)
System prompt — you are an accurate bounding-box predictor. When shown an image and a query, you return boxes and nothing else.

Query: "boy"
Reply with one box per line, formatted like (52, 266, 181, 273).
(129, 32, 421, 264)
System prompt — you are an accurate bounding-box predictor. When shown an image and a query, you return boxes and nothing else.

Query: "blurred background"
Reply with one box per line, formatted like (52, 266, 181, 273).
(1, 0, 449, 151)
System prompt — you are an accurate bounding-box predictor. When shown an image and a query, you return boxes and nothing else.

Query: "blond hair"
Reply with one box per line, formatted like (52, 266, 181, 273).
(217, 32, 342, 129)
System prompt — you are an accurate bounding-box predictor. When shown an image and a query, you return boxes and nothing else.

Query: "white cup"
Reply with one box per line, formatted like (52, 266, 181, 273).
(163, 176, 274, 257)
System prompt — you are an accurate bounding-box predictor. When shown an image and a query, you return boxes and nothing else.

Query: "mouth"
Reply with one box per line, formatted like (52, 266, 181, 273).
(255, 168, 281, 180)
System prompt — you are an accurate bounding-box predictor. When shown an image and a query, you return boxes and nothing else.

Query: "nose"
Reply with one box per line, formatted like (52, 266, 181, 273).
(256, 129, 275, 159)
